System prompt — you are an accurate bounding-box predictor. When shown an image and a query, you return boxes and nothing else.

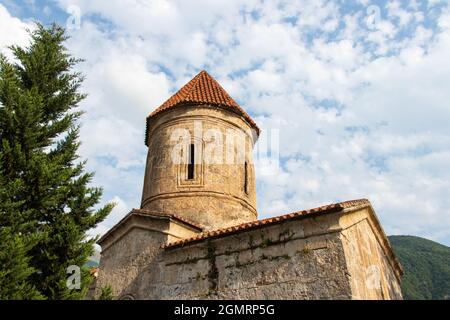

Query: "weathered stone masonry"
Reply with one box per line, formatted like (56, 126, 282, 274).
(95, 70, 403, 300)
(97, 200, 402, 299)
(141, 106, 258, 230)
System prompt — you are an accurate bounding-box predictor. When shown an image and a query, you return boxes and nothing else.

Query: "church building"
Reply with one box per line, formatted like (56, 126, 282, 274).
(95, 70, 403, 300)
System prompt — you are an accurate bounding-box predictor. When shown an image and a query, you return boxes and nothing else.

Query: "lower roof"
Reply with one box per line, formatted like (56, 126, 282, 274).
(162, 199, 370, 249)
(97, 208, 204, 245)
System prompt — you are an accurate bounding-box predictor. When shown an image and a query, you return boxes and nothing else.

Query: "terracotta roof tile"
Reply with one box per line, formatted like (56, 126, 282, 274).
(97, 208, 203, 245)
(162, 199, 370, 249)
(90, 267, 100, 278)
(145, 70, 260, 145)
(132, 208, 204, 230)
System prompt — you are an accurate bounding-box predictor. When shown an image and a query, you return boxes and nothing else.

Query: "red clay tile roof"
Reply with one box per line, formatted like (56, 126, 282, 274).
(97, 208, 203, 245)
(162, 199, 370, 249)
(145, 70, 260, 145)
(133, 208, 204, 230)
(90, 267, 100, 278)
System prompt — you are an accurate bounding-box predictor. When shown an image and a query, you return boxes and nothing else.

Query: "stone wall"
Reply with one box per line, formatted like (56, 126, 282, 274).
(95, 213, 200, 298)
(141, 106, 258, 230)
(124, 211, 352, 299)
(98, 205, 402, 300)
(97, 227, 164, 298)
(339, 206, 403, 299)
(159, 228, 351, 299)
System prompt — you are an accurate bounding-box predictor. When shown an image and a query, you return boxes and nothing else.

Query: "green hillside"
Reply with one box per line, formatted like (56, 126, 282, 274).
(389, 235, 450, 300)
(84, 248, 101, 268)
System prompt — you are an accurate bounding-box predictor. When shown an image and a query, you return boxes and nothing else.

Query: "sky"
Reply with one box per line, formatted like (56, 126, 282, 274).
(1, 0, 449, 246)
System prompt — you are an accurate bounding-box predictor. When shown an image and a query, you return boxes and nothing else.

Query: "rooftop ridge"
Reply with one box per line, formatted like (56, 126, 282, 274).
(132, 208, 204, 230)
(97, 208, 204, 245)
(145, 70, 260, 145)
(162, 199, 370, 249)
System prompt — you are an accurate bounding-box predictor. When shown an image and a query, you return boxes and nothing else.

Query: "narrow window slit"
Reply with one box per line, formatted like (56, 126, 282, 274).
(244, 161, 248, 194)
(188, 143, 195, 180)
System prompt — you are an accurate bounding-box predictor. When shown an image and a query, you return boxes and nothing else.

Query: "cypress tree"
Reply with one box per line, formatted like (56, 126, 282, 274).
(0, 23, 114, 299)
(0, 53, 44, 299)
(0, 157, 43, 300)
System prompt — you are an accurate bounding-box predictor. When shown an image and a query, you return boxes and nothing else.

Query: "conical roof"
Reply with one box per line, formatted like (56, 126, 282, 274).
(145, 70, 259, 145)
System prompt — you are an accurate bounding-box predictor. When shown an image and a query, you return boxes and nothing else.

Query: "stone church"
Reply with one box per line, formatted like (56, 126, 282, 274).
(95, 70, 403, 300)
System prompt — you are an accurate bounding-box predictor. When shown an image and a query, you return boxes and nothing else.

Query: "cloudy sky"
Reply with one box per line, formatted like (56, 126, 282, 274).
(1, 0, 449, 245)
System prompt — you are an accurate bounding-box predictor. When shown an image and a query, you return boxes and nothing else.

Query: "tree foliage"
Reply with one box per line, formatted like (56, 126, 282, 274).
(0, 23, 114, 299)
(389, 235, 450, 300)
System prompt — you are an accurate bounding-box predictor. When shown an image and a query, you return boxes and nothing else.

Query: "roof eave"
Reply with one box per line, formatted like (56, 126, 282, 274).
(161, 201, 363, 249)
(97, 209, 203, 246)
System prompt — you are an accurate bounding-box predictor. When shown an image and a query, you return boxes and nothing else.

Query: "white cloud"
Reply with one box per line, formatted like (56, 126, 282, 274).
(1, 1, 450, 245)
(0, 4, 32, 59)
(88, 196, 130, 239)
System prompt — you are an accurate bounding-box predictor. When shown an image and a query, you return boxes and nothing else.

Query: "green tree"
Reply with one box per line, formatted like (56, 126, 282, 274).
(0, 53, 44, 299)
(0, 163, 43, 300)
(0, 23, 114, 299)
(389, 235, 450, 300)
